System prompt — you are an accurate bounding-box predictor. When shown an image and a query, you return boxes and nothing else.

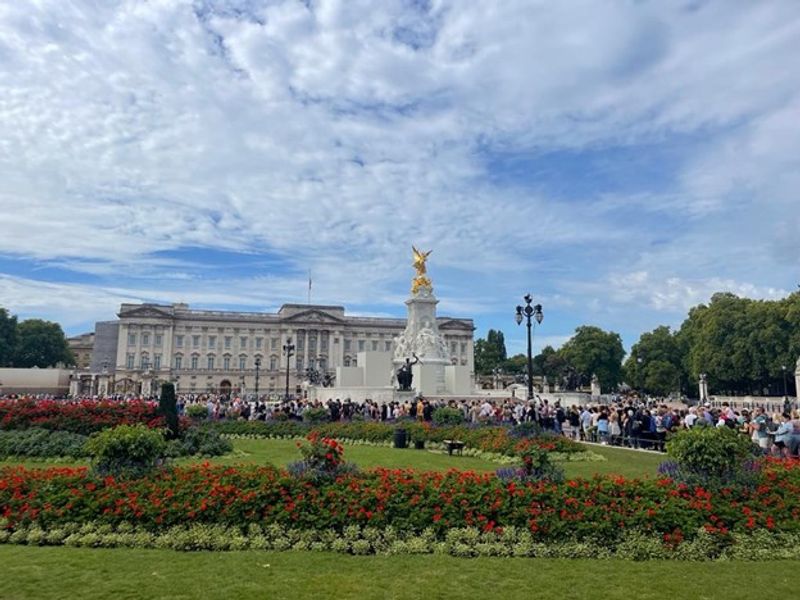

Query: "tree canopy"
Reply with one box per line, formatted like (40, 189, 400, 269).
(0, 307, 73, 368)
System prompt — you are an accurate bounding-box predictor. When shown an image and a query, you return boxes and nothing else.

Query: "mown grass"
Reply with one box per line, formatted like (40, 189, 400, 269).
(0, 438, 664, 479)
(1, 545, 795, 600)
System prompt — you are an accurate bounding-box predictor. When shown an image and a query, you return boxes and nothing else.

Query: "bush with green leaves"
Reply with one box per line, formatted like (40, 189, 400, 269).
(177, 427, 233, 457)
(431, 407, 465, 426)
(302, 407, 330, 424)
(84, 424, 167, 477)
(185, 404, 209, 420)
(0, 428, 88, 459)
(663, 426, 761, 488)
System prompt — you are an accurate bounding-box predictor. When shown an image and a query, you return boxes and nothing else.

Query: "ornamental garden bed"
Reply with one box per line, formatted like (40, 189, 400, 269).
(2, 459, 800, 559)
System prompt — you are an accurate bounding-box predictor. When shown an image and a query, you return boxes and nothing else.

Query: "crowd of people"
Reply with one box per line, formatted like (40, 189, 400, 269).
(4, 391, 799, 458)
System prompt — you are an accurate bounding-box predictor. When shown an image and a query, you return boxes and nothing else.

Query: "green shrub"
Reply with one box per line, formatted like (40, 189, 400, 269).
(84, 424, 166, 477)
(302, 407, 330, 425)
(432, 407, 465, 426)
(178, 427, 233, 457)
(0, 428, 88, 458)
(185, 404, 209, 420)
(665, 426, 760, 487)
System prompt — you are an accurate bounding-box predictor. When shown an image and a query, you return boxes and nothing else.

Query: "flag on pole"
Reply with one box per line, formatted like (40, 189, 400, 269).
(308, 270, 312, 304)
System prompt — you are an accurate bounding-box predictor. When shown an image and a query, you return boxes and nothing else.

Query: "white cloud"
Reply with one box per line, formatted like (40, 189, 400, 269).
(0, 0, 798, 339)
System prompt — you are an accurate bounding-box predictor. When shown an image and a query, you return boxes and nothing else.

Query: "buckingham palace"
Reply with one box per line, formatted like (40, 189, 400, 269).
(70, 302, 474, 397)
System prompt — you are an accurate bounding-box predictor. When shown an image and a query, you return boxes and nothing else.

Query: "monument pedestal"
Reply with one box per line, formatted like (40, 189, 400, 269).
(393, 284, 451, 395)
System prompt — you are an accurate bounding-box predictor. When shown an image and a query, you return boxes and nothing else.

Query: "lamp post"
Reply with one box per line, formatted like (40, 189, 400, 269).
(782, 365, 788, 398)
(254, 357, 261, 399)
(515, 294, 543, 401)
(283, 338, 295, 401)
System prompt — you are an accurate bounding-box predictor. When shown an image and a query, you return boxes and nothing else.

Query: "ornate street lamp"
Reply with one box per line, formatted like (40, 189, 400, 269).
(283, 338, 295, 401)
(254, 356, 261, 399)
(515, 294, 543, 401)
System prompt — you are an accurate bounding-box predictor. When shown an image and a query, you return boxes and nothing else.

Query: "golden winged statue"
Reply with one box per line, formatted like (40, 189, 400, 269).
(412, 246, 432, 276)
(411, 246, 433, 294)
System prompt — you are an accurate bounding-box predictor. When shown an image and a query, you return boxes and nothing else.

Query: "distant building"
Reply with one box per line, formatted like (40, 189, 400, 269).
(67, 332, 94, 369)
(71, 302, 474, 397)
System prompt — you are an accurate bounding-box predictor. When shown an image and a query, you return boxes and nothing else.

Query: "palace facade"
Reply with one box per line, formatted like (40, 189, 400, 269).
(72, 302, 474, 397)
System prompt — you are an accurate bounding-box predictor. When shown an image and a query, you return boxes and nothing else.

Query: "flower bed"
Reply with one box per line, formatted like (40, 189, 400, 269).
(3, 459, 799, 555)
(0, 399, 181, 435)
(203, 420, 583, 457)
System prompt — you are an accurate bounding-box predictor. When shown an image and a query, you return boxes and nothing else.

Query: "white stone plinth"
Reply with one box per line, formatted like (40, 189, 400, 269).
(445, 365, 472, 395)
(357, 351, 393, 387)
(412, 363, 446, 395)
(336, 367, 363, 387)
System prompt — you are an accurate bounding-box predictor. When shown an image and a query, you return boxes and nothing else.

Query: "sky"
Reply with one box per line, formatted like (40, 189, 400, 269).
(0, 0, 798, 357)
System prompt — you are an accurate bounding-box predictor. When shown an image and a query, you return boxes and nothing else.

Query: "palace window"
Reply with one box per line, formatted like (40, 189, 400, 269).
(240, 336, 248, 348)
(460, 342, 467, 354)
(269, 356, 277, 371)
(271, 338, 278, 350)
(155, 334, 163, 347)
(153, 355, 161, 370)
(207, 356, 215, 370)
(239, 356, 247, 370)
(193, 335, 200, 349)
(191, 356, 199, 370)
(223, 356, 230, 370)
(208, 336, 216, 348)
(344, 339, 351, 352)
(128, 333, 136, 346)
(174, 356, 183, 370)
(385, 341, 392, 352)
(224, 336, 232, 349)
(358, 340, 365, 352)
(142, 333, 150, 346)
(176, 335, 184, 348)
(126, 354, 134, 369)
(451, 342, 457, 354)
(256, 337, 263, 349)
(296, 357, 304, 371)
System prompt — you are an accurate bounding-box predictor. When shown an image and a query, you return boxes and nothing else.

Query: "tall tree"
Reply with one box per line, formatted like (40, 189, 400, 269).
(558, 326, 625, 392)
(13, 319, 73, 368)
(624, 325, 686, 396)
(0, 307, 17, 367)
(473, 329, 508, 375)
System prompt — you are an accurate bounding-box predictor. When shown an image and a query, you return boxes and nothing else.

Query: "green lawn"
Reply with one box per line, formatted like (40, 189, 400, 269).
(1, 545, 795, 600)
(0, 439, 664, 479)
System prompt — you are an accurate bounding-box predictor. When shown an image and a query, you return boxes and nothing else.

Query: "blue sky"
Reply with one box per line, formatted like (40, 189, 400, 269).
(0, 0, 798, 357)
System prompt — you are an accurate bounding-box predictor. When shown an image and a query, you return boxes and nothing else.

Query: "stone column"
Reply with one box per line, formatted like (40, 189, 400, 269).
(698, 374, 709, 402)
(590, 374, 601, 399)
(302, 329, 309, 370)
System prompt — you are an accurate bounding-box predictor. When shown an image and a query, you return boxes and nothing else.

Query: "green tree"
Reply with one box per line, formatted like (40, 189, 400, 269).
(0, 307, 17, 367)
(532, 345, 568, 380)
(558, 326, 625, 392)
(502, 353, 527, 375)
(13, 319, 73, 368)
(473, 329, 508, 375)
(677, 292, 799, 395)
(624, 326, 685, 396)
